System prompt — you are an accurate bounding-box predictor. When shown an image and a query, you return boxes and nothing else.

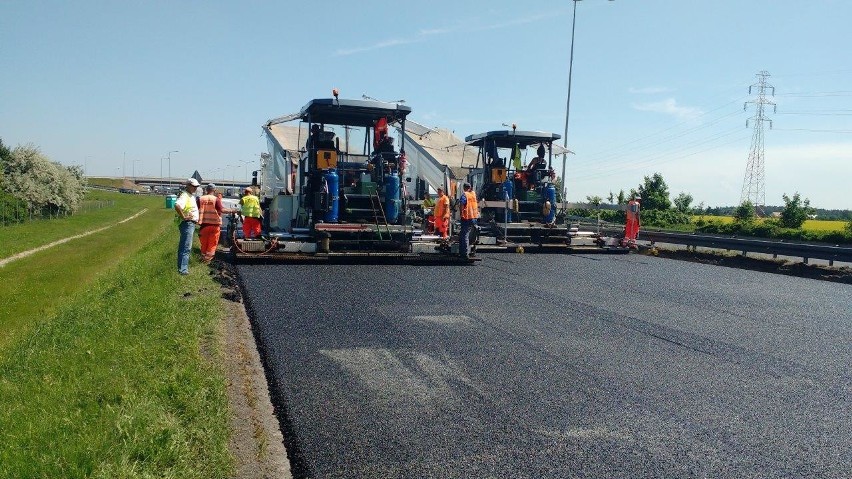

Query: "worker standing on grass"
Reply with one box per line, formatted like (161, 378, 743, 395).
(458, 182, 479, 258)
(197, 183, 226, 264)
(434, 187, 450, 238)
(174, 178, 200, 275)
(239, 186, 262, 239)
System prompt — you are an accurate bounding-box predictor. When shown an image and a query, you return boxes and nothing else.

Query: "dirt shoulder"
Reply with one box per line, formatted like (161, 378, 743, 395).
(641, 245, 852, 284)
(210, 261, 292, 479)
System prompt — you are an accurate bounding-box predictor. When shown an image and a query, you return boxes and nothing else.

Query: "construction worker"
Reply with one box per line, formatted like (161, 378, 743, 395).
(458, 182, 479, 258)
(239, 186, 262, 239)
(174, 178, 200, 275)
(624, 195, 641, 247)
(433, 187, 450, 238)
(421, 192, 436, 233)
(422, 192, 435, 209)
(197, 183, 226, 264)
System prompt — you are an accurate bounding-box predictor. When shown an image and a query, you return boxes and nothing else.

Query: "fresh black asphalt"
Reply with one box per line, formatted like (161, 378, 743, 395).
(237, 253, 852, 478)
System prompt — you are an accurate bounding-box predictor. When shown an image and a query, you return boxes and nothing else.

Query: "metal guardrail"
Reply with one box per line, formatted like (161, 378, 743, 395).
(638, 230, 852, 266)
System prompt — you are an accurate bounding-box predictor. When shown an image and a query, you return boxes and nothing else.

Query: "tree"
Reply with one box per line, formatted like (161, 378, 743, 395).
(553, 176, 565, 202)
(635, 173, 671, 211)
(0, 138, 10, 163)
(733, 201, 756, 223)
(1, 144, 87, 215)
(585, 195, 603, 207)
(673, 192, 693, 214)
(617, 189, 626, 205)
(607, 191, 615, 204)
(779, 192, 813, 229)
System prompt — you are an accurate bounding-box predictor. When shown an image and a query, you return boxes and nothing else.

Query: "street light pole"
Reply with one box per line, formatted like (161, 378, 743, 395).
(561, 0, 613, 203)
(167, 150, 178, 187)
(133, 159, 141, 182)
(561, 0, 580, 203)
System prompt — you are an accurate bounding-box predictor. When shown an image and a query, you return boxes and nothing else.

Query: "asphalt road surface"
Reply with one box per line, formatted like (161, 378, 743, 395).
(238, 253, 852, 478)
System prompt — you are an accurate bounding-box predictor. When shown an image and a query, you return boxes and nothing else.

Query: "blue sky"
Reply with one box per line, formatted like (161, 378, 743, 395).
(1, 0, 850, 209)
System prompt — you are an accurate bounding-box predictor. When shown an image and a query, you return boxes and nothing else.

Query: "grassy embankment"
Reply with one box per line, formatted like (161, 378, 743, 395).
(0, 190, 162, 259)
(0, 193, 232, 478)
(86, 177, 133, 189)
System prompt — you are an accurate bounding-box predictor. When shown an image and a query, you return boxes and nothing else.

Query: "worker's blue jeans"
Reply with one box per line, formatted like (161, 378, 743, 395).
(459, 219, 477, 257)
(177, 220, 196, 274)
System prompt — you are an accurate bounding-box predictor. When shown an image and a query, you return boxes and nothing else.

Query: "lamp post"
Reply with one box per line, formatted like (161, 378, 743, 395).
(133, 159, 141, 182)
(166, 150, 178, 187)
(561, 0, 613, 202)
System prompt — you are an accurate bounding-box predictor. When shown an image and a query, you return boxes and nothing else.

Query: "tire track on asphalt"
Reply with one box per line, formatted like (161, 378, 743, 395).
(0, 209, 149, 268)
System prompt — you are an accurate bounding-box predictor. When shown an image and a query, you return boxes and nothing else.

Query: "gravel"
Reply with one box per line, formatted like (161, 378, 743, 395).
(238, 253, 852, 478)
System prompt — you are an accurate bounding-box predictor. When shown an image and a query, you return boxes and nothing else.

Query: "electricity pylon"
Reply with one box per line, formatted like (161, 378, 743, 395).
(741, 71, 776, 214)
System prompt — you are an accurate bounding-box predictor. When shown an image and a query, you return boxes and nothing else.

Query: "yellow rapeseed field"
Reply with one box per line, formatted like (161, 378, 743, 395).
(693, 215, 847, 232)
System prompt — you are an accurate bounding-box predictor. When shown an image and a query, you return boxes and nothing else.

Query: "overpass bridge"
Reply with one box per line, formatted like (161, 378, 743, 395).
(91, 176, 251, 194)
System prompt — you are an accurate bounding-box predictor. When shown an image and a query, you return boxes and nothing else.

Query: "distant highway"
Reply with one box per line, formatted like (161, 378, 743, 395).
(238, 253, 852, 478)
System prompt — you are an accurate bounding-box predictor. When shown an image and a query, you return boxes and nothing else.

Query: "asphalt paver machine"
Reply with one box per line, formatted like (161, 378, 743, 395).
(233, 96, 476, 263)
(463, 129, 572, 251)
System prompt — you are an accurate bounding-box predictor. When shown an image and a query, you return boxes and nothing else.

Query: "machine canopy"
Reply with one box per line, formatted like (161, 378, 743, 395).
(298, 98, 412, 127)
(464, 130, 562, 149)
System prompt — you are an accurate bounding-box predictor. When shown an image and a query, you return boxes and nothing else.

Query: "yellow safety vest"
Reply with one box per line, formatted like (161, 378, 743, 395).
(240, 194, 261, 218)
(175, 191, 198, 221)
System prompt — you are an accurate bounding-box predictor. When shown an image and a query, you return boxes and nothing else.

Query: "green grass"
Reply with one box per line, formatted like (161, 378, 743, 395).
(0, 220, 232, 478)
(0, 190, 166, 259)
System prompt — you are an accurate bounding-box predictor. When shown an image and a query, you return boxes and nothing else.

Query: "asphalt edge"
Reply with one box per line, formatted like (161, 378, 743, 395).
(212, 260, 295, 479)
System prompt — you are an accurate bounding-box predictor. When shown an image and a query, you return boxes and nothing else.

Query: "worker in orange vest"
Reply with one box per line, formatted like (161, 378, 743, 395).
(197, 183, 230, 263)
(624, 196, 641, 247)
(433, 187, 450, 238)
(458, 182, 479, 258)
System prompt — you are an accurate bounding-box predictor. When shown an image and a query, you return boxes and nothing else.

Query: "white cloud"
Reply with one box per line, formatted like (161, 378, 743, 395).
(335, 9, 566, 56)
(335, 38, 421, 56)
(632, 98, 704, 121)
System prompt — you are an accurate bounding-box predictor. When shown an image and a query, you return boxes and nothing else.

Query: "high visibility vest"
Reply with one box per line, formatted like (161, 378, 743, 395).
(423, 197, 435, 208)
(461, 191, 479, 220)
(627, 200, 640, 219)
(434, 195, 450, 219)
(198, 194, 222, 226)
(175, 191, 198, 222)
(240, 194, 261, 218)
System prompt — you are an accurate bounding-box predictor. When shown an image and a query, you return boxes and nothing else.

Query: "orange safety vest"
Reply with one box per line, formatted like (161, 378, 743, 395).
(198, 194, 222, 226)
(434, 195, 450, 219)
(461, 191, 479, 220)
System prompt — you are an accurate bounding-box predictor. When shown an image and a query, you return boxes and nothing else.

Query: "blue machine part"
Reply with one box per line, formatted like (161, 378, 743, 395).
(323, 169, 339, 223)
(383, 174, 400, 223)
(544, 184, 557, 223)
(503, 178, 514, 222)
